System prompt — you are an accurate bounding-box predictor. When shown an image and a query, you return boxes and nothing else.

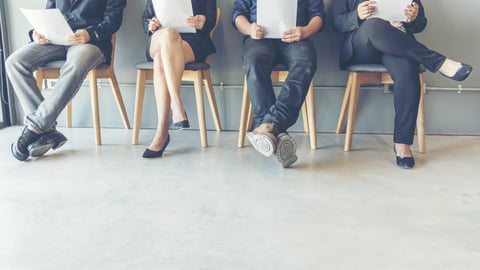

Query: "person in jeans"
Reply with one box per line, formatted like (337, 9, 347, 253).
(232, 0, 325, 168)
(6, 0, 126, 161)
(141, 0, 216, 158)
(332, 0, 473, 169)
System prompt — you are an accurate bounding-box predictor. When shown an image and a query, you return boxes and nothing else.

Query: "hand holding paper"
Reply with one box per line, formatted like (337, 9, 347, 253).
(152, 0, 195, 33)
(257, 0, 298, 39)
(20, 8, 73, 46)
(369, 0, 413, 22)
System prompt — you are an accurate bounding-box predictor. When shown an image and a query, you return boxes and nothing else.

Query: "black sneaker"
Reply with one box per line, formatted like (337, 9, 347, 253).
(11, 126, 41, 161)
(28, 129, 68, 157)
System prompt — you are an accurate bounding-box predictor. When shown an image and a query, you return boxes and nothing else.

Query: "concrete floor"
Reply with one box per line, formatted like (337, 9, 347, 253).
(1, 126, 479, 270)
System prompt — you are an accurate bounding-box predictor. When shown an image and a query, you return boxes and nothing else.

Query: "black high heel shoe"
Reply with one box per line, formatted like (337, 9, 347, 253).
(173, 112, 190, 130)
(441, 63, 473, 82)
(393, 145, 415, 169)
(142, 134, 170, 158)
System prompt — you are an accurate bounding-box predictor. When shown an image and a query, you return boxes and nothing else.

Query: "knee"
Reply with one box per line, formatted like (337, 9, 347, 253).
(155, 28, 181, 46)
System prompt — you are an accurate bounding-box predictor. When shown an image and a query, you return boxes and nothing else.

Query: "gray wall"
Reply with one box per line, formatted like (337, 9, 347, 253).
(3, 0, 480, 137)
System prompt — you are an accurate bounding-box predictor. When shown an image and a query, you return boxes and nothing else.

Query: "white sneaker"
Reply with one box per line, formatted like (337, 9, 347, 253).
(246, 131, 278, 157)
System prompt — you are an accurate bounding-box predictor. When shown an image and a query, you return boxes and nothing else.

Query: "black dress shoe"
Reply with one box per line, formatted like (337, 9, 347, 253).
(28, 129, 68, 157)
(441, 63, 473, 81)
(394, 146, 415, 169)
(143, 134, 170, 158)
(11, 126, 41, 161)
(172, 112, 190, 130)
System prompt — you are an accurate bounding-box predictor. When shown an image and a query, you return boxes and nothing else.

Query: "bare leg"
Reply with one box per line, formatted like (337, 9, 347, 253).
(151, 28, 195, 123)
(394, 143, 412, 158)
(147, 28, 195, 151)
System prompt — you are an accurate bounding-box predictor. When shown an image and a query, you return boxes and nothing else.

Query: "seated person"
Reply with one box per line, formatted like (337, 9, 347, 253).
(141, 0, 216, 158)
(232, 0, 325, 168)
(332, 0, 473, 169)
(6, 0, 127, 161)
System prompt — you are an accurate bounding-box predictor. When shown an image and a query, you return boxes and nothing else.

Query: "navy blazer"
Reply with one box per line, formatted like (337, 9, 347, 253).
(43, 0, 126, 64)
(331, 0, 427, 69)
(142, 0, 216, 59)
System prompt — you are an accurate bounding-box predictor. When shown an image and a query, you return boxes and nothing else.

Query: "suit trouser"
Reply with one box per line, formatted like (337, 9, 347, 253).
(348, 18, 446, 145)
(242, 37, 317, 133)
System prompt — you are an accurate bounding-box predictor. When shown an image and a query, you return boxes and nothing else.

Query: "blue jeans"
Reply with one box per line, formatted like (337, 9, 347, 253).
(242, 37, 317, 133)
(5, 43, 106, 134)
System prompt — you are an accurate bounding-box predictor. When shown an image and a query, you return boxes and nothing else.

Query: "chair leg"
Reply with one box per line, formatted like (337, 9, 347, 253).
(66, 102, 73, 128)
(109, 74, 131, 129)
(301, 102, 309, 133)
(417, 73, 426, 154)
(203, 70, 222, 132)
(306, 80, 317, 149)
(89, 71, 101, 145)
(344, 73, 360, 152)
(336, 73, 353, 134)
(132, 70, 147, 145)
(238, 77, 250, 148)
(193, 72, 208, 148)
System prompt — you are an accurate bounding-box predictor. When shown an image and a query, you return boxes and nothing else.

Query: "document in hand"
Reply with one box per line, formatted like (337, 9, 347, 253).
(370, 0, 412, 22)
(20, 8, 73, 46)
(152, 0, 195, 33)
(257, 0, 298, 39)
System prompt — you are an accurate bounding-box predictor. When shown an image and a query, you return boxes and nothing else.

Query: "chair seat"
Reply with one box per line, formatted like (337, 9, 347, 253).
(135, 61, 210, 71)
(38, 60, 110, 70)
(348, 64, 426, 73)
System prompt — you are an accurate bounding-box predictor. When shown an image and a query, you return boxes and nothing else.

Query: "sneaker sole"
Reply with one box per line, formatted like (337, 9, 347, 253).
(246, 132, 277, 157)
(29, 143, 54, 158)
(276, 134, 298, 168)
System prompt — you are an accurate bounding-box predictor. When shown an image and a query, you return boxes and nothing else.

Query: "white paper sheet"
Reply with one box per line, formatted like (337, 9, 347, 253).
(257, 0, 298, 39)
(370, 0, 413, 22)
(20, 8, 73, 46)
(152, 0, 195, 33)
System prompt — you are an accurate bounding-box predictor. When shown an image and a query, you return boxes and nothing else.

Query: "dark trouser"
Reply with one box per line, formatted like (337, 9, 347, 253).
(242, 37, 317, 133)
(348, 18, 446, 145)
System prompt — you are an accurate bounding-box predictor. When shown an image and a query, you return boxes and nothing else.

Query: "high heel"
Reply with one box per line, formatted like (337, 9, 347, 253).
(441, 63, 473, 82)
(393, 145, 415, 169)
(173, 112, 190, 130)
(142, 134, 170, 158)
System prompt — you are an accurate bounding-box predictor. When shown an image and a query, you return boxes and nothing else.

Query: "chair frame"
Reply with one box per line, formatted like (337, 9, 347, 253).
(132, 8, 222, 148)
(34, 34, 130, 145)
(237, 69, 317, 150)
(336, 68, 426, 153)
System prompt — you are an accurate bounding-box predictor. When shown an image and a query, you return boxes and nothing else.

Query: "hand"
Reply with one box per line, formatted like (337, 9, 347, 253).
(282, 27, 304, 43)
(250, 23, 265, 40)
(186, 15, 206, 30)
(405, 2, 419, 23)
(67, 29, 90, 44)
(357, 0, 376, 20)
(32, 30, 50, 45)
(148, 17, 161, 33)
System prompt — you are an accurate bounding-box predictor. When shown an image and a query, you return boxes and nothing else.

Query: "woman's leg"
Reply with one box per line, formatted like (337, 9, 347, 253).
(382, 55, 420, 158)
(147, 29, 195, 151)
(150, 28, 195, 123)
(353, 18, 465, 75)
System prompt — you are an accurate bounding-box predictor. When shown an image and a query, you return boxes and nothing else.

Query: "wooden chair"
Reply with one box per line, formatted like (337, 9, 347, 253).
(238, 64, 317, 150)
(132, 8, 222, 148)
(336, 64, 426, 153)
(34, 34, 130, 145)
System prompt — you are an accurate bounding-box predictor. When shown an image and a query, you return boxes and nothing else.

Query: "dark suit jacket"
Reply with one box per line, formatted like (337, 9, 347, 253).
(142, 0, 216, 59)
(331, 0, 427, 69)
(42, 0, 126, 63)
